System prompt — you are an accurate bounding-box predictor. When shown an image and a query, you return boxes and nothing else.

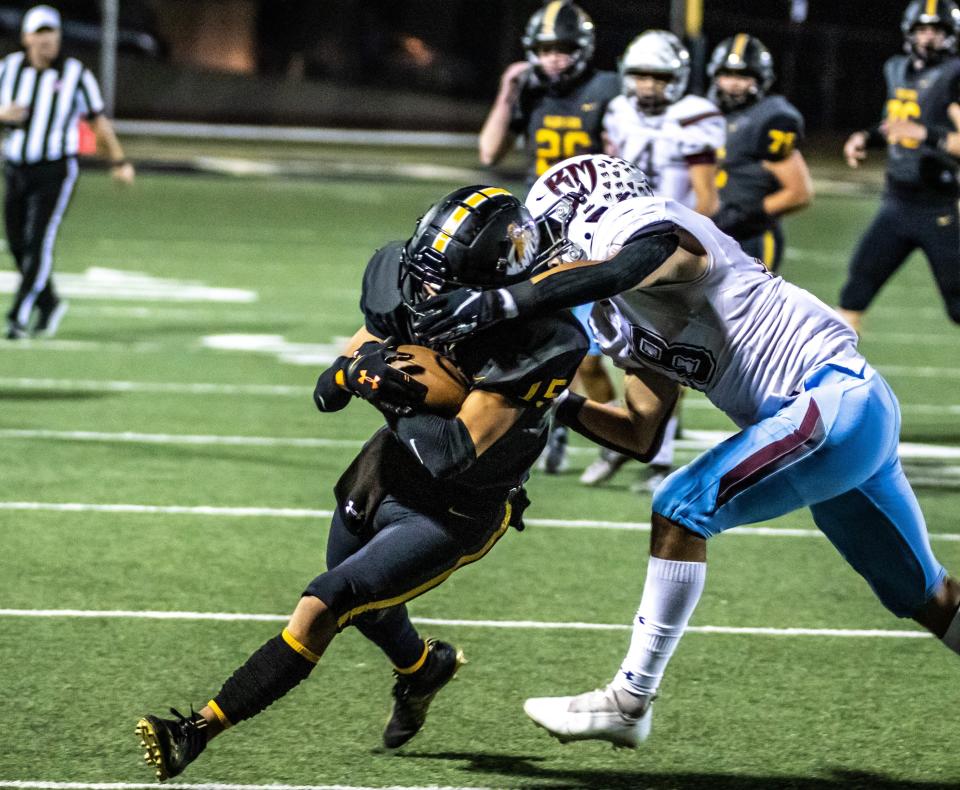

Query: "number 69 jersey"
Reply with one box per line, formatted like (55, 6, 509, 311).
(602, 93, 725, 207)
(587, 198, 863, 428)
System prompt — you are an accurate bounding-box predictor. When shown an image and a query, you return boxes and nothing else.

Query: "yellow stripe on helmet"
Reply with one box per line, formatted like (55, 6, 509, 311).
(542, 1, 564, 37)
(731, 32, 749, 63)
(927, 0, 939, 18)
(431, 188, 513, 253)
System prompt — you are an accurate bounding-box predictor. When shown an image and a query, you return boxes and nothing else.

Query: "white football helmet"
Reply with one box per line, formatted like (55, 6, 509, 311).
(525, 154, 653, 264)
(620, 30, 691, 110)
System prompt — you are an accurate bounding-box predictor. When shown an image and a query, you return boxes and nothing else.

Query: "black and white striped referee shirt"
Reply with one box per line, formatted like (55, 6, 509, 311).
(0, 51, 104, 165)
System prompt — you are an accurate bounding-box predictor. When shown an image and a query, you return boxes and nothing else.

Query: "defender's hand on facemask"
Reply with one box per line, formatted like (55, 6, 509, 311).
(412, 288, 517, 344)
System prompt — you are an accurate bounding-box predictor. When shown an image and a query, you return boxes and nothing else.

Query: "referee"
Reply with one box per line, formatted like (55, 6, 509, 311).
(0, 5, 134, 340)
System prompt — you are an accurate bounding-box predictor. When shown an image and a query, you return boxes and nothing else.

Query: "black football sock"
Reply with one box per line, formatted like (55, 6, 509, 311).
(207, 629, 318, 728)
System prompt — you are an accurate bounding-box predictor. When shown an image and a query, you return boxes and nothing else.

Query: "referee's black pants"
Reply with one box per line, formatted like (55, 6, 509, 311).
(4, 158, 78, 331)
(839, 194, 960, 325)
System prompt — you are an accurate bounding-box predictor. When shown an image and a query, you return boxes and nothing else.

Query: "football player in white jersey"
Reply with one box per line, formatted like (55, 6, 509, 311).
(412, 154, 960, 748)
(604, 30, 724, 215)
(581, 30, 725, 490)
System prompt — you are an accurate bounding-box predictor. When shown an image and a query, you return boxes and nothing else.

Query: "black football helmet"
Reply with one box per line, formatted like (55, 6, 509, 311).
(400, 186, 540, 307)
(522, 1, 596, 89)
(901, 0, 960, 63)
(707, 34, 775, 112)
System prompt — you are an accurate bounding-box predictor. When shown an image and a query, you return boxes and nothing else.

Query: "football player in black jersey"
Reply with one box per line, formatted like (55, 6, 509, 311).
(133, 187, 587, 780)
(479, 1, 621, 475)
(839, 0, 960, 335)
(708, 34, 813, 272)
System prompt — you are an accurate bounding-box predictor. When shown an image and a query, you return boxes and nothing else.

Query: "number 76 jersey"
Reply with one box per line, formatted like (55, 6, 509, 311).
(587, 197, 862, 429)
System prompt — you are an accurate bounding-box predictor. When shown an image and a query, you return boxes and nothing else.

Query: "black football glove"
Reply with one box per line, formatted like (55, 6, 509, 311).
(313, 358, 353, 413)
(412, 287, 516, 344)
(712, 203, 770, 238)
(343, 341, 428, 416)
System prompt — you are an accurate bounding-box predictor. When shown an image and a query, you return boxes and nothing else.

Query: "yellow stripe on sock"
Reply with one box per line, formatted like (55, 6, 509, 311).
(206, 699, 233, 729)
(394, 641, 430, 675)
(281, 627, 322, 664)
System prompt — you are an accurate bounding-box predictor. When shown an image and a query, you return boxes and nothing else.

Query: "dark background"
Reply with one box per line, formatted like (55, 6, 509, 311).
(0, 1, 911, 132)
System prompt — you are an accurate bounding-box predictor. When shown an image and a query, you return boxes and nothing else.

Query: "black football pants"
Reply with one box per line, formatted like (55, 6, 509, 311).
(305, 495, 511, 669)
(839, 196, 960, 324)
(4, 158, 78, 330)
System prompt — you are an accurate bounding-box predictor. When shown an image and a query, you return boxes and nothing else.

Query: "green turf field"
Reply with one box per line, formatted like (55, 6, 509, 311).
(1, 167, 959, 789)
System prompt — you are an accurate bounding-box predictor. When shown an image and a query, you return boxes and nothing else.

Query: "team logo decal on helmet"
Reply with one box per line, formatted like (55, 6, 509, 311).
(526, 155, 653, 263)
(401, 186, 540, 307)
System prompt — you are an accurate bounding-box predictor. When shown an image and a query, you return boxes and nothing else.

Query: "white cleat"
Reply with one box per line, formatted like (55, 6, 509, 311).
(523, 686, 653, 748)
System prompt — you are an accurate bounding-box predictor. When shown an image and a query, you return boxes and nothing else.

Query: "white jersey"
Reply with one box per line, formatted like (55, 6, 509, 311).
(603, 94, 725, 208)
(587, 197, 863, 428)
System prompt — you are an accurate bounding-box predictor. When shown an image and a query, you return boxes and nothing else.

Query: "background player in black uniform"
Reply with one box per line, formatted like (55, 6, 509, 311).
(708, 34, 813, 272)
(478, 1, 621, 474)
(839, 0, 960, 335)
(134, 187, 587, 781)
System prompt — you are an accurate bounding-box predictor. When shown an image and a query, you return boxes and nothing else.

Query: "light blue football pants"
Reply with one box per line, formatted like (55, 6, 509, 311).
(652, 364, 946, 617)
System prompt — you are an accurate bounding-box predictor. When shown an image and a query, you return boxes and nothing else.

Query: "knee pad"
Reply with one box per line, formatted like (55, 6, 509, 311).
(303, 569, 365, 623)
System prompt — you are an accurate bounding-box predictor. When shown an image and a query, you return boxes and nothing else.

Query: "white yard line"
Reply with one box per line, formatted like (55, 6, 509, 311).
(5, 428, 960, 462)
(0, 377, 303, 396)
(0, 783, 488, 790)
(2, 500, 960, 542)
(0, 608, 931, 639)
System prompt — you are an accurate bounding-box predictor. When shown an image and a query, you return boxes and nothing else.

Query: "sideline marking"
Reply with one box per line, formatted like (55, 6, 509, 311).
(0, 608, 931, 639)
(2, 500, 960, 541)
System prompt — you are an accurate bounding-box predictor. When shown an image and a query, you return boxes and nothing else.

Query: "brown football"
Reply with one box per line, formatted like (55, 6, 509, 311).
(390, 344, 470, 416)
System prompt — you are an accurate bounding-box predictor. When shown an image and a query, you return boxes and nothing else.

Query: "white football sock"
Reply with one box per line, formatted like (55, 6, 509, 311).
(942, 606, 960, 656)
(649, 416, 678, 468)
(613, 556, 706, 699)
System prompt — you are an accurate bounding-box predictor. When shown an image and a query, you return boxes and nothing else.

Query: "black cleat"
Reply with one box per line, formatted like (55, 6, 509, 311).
(135, 708, 208, 781)
(383, 638, 465, 749)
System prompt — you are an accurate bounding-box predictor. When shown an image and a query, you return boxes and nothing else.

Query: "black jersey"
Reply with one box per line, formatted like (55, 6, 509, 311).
(510, 68, 621, 184)
(880, 54, 960, 201)
(717, 94, 805, 234)
(355, 242, 588, 499)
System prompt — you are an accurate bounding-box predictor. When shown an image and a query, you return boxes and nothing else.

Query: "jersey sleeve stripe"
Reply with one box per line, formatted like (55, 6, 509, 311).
(679, 111, 723, 127)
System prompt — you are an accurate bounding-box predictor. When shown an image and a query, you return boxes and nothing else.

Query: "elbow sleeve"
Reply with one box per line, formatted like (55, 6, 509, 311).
(393, 413, 477, 479)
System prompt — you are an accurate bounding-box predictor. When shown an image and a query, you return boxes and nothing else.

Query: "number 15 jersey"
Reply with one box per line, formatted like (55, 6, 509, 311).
(587, 197, 862, 428)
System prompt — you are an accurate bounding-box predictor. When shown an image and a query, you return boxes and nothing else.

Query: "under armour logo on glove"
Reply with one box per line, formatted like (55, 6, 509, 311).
(356, 371, 381, 389)
(342, 341, 427, 415)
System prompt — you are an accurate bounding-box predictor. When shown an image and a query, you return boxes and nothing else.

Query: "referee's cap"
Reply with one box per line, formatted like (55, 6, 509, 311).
(22, 5, 61, 34)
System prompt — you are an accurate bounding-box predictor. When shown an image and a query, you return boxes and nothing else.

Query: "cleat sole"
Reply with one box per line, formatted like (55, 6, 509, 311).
(135, 717, 171, 781)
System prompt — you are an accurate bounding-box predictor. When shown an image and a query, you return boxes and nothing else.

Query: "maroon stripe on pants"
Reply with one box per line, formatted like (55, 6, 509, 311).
(715, 400, 825, 510)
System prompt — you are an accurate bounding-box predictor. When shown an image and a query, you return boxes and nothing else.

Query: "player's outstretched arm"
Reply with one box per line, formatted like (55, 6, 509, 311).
(413, 228, 680, 344)
(392, 389, 523, 479)
(554, 369, 679, 462)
